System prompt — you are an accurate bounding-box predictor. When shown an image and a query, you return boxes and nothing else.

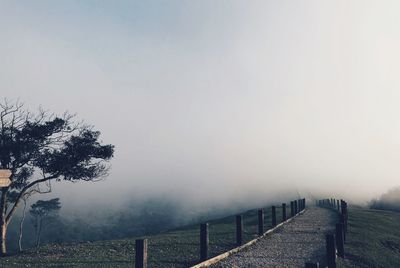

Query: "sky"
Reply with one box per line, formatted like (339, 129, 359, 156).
(1, 0, 400, 209)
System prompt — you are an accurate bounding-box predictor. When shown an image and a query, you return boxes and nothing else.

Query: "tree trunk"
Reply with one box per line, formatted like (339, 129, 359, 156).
(0, 188, 8, 255)
(0, 224, 6, 256)
(18, 199, 27, 252)
(35, 218, 42, 250)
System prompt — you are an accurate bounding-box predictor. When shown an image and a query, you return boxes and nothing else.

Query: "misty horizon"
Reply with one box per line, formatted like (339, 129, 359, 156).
(2, 1, 400, 212)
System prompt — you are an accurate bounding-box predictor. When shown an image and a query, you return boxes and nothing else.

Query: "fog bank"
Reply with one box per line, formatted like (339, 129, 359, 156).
(1, 1, 400, 210)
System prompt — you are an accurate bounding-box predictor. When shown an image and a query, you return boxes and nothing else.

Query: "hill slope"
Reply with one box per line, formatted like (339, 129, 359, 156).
(3, 205, 397, 267)
(0, 204, 284, 267)
(338, 206, 400, 268)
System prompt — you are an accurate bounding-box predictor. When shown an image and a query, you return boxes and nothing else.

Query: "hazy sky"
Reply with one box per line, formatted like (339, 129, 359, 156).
(2, 1, 400, 207)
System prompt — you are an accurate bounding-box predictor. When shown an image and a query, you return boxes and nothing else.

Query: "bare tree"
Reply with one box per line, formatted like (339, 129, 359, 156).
(0, 99, 114, 255)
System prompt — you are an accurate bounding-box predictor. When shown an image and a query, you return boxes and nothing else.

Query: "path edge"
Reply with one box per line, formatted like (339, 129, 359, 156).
(190, 209, 307, 268)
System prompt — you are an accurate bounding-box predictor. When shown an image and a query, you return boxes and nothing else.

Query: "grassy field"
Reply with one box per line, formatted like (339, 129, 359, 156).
(337, 206, 400, 268)
(3, 204, 400, 267)
(0, 204, 286, 267)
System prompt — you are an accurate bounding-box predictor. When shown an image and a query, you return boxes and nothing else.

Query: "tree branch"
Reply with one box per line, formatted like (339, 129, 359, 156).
(6, 174, 59, 225)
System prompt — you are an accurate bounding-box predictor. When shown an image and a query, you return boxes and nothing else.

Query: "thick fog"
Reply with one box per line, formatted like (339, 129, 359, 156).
(1, 1, 400, 213)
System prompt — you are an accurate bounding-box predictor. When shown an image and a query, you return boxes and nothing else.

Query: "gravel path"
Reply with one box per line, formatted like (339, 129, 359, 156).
(210, 206, 337, 268)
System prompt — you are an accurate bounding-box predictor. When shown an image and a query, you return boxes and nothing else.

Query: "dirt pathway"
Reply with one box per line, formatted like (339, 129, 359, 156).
(210, 206, 337, 268)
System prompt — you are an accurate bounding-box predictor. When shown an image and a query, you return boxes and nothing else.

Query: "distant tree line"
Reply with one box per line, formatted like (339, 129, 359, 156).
(6, 198, 188, 252)
(5, 196, 254, 253)
(370, 186, 400, 212)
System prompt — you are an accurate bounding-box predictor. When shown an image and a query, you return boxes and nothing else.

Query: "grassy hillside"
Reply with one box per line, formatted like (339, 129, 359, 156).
(337, 206, 400, 268)
(0, 204, 285, 267)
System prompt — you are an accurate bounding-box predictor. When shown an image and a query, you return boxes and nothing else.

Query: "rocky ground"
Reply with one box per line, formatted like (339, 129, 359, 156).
(211, 206, 337, 268)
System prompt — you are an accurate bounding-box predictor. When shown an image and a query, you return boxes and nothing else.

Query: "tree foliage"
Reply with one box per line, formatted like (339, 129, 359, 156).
(30, 198, 61, 249)
(30, 198, 62, 219)
(0, 99, 114, 254)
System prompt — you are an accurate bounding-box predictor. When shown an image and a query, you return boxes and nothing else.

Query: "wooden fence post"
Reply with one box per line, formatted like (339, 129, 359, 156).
(236, 215, 243, 245)
(271, 206, 277, 226)
(294, 200, 298, 214)
(305, 262, 319, 268)
(303, 198, 306, 210)
(258, 209, 264, 235)
(336, 223, 345, 258)
(341, 201, 348, 234)
(326, 234, 336, 268)
(282, 203, 287, 221)
(290, 201, 294, 217)
(340, 214, 346, 243)
(200, 223, 209, 261)
(344, 202, 348, 229)
(135, 239, 148, 268)
(337, 200, 340, 211)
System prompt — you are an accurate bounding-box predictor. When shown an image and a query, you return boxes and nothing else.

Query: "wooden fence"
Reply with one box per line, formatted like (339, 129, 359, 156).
(305, 198, 348, 268)
(134, 198, 306, 268)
